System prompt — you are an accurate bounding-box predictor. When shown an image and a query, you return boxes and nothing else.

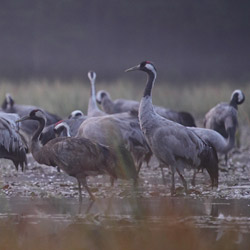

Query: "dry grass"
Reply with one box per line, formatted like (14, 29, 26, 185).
(0, 79, 249, 124)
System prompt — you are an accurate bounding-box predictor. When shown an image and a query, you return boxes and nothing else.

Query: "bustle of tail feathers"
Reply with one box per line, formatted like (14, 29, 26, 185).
(179, 112, 196, 127)
(106, 143, 137, 181)
(199, 143, 219, 187)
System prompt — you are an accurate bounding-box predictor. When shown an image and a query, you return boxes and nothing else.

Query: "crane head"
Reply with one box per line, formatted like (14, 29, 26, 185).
(231, 89, 245, 105)
(96, 90, 110, 104)
(88, 71, 96, 82)
(125, 61, 157, 74)
(16, 109, 46, 123)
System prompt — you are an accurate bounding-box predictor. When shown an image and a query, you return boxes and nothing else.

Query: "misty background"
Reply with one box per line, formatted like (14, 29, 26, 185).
(1, 0, 250, 83)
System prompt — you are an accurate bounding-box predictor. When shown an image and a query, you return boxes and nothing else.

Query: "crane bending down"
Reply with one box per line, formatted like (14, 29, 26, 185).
(125, 61, 218, 195)
(16, 109, 125, 201)
(204, 89, 245, 163)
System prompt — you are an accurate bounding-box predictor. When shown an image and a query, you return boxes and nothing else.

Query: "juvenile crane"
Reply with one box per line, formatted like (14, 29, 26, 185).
(16, 109, 124, 201)
(204, 89, 245, 162)
(125, 61, 218, 195)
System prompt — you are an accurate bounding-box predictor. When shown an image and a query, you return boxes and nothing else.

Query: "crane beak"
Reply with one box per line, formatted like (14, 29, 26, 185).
(125, 64, 140, 72)
(15, 115, 29, 123)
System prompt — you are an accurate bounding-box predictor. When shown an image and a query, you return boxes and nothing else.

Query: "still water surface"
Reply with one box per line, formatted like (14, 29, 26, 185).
(0, 196, 250, 250)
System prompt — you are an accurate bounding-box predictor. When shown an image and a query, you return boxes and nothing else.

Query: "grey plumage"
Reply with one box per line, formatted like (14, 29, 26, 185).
(2, 93, 62, 144)
(96, 90, 196, 127)
(83, 72, 151, 174)
(125, 61, 218, 195)
(68, 110, 84, 119)
(0, 112, 27, 170)
(76, 114, 138, 182)
(204, 89, 245, 162)
(40, 111, 87, 145)
(96, 90, 139, 114)
(16, 109, 128, 201)
(189, 127, 235, 155)
(87, 71, 106, 117)
(54, 121, 71, 137)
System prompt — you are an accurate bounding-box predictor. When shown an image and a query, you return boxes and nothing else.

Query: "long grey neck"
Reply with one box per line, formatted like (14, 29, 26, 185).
(88, 81, 99, 114)
(102, 96, 115, 114)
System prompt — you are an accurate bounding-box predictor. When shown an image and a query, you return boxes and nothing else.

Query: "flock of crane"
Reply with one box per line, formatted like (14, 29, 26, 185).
(0, 61, 245, 201)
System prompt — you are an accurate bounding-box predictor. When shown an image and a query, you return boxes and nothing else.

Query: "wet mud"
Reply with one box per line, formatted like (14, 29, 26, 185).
(0, 125, 250, 249)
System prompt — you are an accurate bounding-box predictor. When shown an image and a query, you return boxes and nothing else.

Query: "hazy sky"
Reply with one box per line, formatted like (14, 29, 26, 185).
(1, 0, 250, 82)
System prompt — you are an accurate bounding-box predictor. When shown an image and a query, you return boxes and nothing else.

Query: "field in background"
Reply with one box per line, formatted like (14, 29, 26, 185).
(0, 80, 249, 124)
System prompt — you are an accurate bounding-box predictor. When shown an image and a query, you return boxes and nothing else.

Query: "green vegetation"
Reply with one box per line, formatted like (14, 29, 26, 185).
(1, 80, 249, 124)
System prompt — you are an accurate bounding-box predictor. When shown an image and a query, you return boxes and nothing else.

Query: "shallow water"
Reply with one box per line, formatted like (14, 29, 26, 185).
(1, 196, 250, 249)
(0, 140, 250, 249)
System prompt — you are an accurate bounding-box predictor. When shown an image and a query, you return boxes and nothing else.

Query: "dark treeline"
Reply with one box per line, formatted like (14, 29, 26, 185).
(0, 0, 250, 83)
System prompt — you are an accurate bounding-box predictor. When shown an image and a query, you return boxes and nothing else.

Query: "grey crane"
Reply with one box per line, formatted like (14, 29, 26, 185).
(188, 126, 235, 186)
(54, 121, 71, 138)
(96, 90, 196, 127)
(68, 110, 84, 119)
(16, 109, 131, 201)
(2, 93, 62, 144)
(96, 90, 139, 114)
(40, 110, 87, 145)
(78, 111, 152, 175)
(0, 112, 27, 171)
(125, 61, 218, 195)
(204, 89, 245, 163)
(189, 127, 235, 155)
(54, 118, 144, 186)
(76, 114, 139, 184)
(80, 71, 151, 175)
(87, 71, 106, 117)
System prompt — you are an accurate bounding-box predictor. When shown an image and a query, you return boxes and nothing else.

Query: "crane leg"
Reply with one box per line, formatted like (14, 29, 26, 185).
(176, 169, 188, 194)
(80, 178, 95, 201)
(159, 163, 167, 185)
(77, 179, 82, 203)
(170, 170, 176, 196)
(224, 153, 228, 165)
(191, 170, 197, 186)
(110, 176, 115, 187)
(136, 161, 143, 176)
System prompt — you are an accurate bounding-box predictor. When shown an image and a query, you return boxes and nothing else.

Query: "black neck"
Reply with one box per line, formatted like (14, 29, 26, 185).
(33, 117, 46, 142)
(229, 98, 238, 110)
(143, 70, 156, 98)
